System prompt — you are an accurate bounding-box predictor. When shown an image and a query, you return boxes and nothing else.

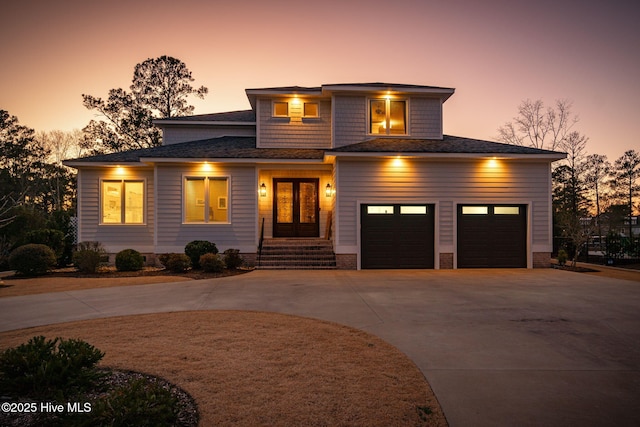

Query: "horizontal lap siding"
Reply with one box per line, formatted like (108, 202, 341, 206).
(78, 168, 155, 253)
(162, 126, 256, 145)
(333, 96, 366, 148)
(258, 99, 331, 148)
(409, 97, 442, 138)
(336, 159, 551, 250)
(155, 164, 257, 253)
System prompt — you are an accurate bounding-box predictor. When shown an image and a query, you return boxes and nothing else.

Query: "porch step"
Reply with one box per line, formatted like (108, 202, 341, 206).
(257, 238, 337, 270)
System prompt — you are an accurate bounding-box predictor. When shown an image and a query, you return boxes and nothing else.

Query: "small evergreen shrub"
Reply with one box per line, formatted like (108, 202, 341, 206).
(223, 248, 243, 269)
(184, 240, 218, 268)
(73, 241, 106, 273)
(0, 335, 105, 398)
(8, 243, 57, 276)
(200, 253, 225, 273)
(24, 229, 65, 265)
(88, 377, 180, 426)
(159, 253, 192, 273)
(115, 249, 144, 271)
(557, 248, 568, 266)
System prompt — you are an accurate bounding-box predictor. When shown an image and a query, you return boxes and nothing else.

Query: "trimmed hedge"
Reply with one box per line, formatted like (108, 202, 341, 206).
(8, 244, 57, 276)
(116, 249, 144, 271)
(200, 253, 225, 273)
(184, 240, 218, 269)
(73, 241, 106, 273)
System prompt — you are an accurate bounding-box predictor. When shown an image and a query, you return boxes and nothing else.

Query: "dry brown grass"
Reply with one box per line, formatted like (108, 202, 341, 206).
(0, 311, 447, 426)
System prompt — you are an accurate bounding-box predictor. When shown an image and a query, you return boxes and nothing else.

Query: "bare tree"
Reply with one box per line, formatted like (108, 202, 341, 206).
(37, 129, 85, 165)
(497, 99, 578, 151)
(583, 154, 611, 240)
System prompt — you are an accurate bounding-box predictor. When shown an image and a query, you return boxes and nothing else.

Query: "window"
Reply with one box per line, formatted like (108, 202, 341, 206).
(462, 206, 488, 215)
(273, 101, 288, 117)
(303, 102, 319, 117)
(400, 206, 427, 214)
(494, 206, 520, 215)
(367, 206, 394, 214)
(370, 99, 407, 135)
(101, 180, 144, 224)
(184, 177, 229, 223)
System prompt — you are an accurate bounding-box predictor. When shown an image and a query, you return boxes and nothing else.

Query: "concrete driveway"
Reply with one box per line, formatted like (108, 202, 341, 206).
(1, 268, 639, 427)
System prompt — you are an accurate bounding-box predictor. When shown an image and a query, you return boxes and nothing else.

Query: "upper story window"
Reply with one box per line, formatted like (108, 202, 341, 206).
(303, 102, 319, 118)
(101, 180, 145, 224)
(273, 101, 288, 117)
(369, 98, 407, 135)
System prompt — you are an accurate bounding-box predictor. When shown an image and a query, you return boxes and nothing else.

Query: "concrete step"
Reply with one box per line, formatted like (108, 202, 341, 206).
(258, 238, 337, 270)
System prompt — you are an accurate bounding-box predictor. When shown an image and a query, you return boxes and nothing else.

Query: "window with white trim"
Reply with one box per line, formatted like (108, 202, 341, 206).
(273, 101, 288, 117)
(303, 102, 319, 117)
(184, 177, 229, 223)
(369, 98, 407, 135)
(101, 180, 145, 224)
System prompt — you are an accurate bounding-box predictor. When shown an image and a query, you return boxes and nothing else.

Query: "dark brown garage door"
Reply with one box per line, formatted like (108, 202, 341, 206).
(361, 204, 434, 269)
(457, 204, 527, 268)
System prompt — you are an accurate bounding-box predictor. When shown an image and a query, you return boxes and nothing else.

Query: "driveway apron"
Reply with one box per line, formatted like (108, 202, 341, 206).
(1, 269, 639, 427)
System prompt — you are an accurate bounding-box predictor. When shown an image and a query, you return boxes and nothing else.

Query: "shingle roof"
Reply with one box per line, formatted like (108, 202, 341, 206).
(68, 136, 325, 163)
(67, 135, 565, 165)
(328, 136, 565, 155)
(154, 110, 256, 123)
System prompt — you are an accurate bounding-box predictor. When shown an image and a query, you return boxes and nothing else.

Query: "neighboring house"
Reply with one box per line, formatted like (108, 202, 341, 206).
(65, 83, 566, 269)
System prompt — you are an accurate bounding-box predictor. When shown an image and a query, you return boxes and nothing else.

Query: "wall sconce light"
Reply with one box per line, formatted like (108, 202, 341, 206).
(325, 183, 333, 197)
(260, 182, 267, 197)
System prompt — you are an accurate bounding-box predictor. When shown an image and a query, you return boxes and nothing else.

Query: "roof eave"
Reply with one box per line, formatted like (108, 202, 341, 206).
(153, 120, 256, 126)
(324, 152, 566, 161)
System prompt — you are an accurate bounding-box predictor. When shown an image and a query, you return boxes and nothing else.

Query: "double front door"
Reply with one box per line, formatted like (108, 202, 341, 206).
(273, 178, 319, 237)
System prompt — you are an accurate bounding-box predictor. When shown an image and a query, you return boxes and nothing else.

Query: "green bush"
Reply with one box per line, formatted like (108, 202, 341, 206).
(223, 248, 243, 269)
(24, 229, 65, 265)
(557, 248, 568, 266)
(115, 249, 144, 272)
(88, 377, 180, 427)
(200, 253, 225, 273)
(0, 335, 105, 398)
(73, 241, 106, 273)
(159, 253, 192, 273)
(8, 243, 57, 276)
(184, 240, 218, 268)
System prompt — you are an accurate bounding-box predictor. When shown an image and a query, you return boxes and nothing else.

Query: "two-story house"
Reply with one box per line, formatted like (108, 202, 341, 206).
(66, 83, 565, 269)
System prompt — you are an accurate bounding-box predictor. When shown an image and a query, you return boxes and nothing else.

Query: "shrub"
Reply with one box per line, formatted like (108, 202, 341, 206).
(0, 335, 105, 398)
(115, 249, 144, 271)
(73, 241, 106, 273)
(184, 240, 218, 268)
(24, 229, 65, 265)
(223, 248, 243, 269)
(159, 253, 192, 273)
(8, 243, 57, 276)
(200, 253, 225, 273)
(557, 248, 568, 266)
(88, 377, 179, 426)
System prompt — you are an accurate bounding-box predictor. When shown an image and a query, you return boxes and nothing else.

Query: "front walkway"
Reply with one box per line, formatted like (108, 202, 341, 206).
(1, 269, 639, 427)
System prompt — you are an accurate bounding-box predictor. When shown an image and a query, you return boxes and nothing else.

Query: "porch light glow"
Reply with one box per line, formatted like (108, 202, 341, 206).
(115, 166, 125, 175)
(392, 156, 404, 167)
(325, 183, 332, 197)
(260, 182, 267, 197)
(487, 158, 499, 168)
(202, 161, 213, 172)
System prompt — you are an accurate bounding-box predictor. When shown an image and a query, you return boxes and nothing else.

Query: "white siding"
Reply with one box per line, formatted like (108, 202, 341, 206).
(154, 164, 257, 253)
(77, 168, 155, 253)
(410, 97, 442, 139)
(161, 125, 256, 145)
(335, 158, 553, 257)
(333, 96, 367, 148)
(257, 99, 332, 148)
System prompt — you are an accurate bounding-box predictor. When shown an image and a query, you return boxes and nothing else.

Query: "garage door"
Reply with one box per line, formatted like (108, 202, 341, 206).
(457, 204, 527, 268)
(361, 204, 434, 269)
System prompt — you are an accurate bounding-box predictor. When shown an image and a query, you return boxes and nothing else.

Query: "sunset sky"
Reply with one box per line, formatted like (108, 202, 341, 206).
(1, 0, 638, 161)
